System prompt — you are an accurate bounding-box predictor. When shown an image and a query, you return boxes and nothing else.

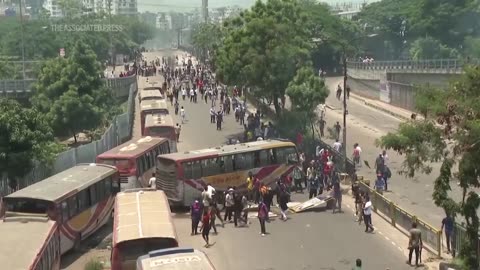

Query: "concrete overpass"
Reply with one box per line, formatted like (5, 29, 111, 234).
(346, 58, 480, 111)
(0, 75, 136, 99)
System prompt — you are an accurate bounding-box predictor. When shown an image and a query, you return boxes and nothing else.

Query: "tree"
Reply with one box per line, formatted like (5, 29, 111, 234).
(0, 61, 22, 80)
(0, 99, 59, 190)
(409, 36, 459, 60)
(215, 0, 311, 116)
(376, 66, 480, 269)
(31, 41, 117, 143)
(191, 22, 224, 62)
(286, 66, 329, 139)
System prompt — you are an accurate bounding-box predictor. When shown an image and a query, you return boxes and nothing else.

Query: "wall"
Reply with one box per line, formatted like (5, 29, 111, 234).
(0, 81, 137, 197)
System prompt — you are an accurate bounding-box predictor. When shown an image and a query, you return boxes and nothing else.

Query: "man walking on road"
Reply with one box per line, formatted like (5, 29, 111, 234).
(441, 213, 455, 254)
(363, 195, 374, 232)
(407, 222, 423, 267)
(333, 139, 342, 152)
(319, 118, 326, 137)
(334, 122, 341, 141)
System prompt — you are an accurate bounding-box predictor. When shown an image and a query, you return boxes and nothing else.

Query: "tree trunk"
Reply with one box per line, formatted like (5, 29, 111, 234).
(72, 130, 77, 144)
(273, 94, 281, 117)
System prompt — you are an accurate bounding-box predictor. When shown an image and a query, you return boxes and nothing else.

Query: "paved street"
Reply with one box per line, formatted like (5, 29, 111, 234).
(140, 52, 412, 270)
(322, 77, 466, 229)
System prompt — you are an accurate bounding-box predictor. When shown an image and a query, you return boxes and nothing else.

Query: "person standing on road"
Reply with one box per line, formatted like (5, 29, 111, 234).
(257, 199, 268, 236)
(175, 123, 181, 142)
(407, 222, 423, 267)
(200, 209, 211, 247)
(307, 173, 319, 199)
(346, 85, 351, 99)
(181, 87, 186, 101)
(333, 139, 342, 152)
(292, 165, 304, 193)
(174, 100, 179, 115)
(210, 106, 216, 123)
(332, 181, 342, 214)
(318, 118, 326, 137)
(216, 110, 223, 130)
(363, 195, 374, 232)
(336, 84, 342, 100)
(246, 172, 255, 201)
(180, 106, 186, 123)
(190, 200, 202, 235)
(334, 122, 341, 141)
(279, 190, 289, 221)
(224, 188, 235, 223)
(441, 213, 455, 254)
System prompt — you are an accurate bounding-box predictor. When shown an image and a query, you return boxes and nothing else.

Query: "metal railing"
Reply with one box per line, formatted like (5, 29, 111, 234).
(0, 75, 136, 97)
(357, 180, 442, 257)
(453, 223, 480, 262)
(347, 58, 480, 71)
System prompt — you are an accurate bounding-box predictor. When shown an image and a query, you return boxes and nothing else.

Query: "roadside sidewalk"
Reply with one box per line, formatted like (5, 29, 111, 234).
(348, 92, 417, 121)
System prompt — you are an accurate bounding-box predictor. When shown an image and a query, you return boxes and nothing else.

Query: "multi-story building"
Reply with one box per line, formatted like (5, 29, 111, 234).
(42, 0, 62, 17)
(156, 13, 172, 30)
(42, 0, 137, 18)
(112, 0, 137, 16)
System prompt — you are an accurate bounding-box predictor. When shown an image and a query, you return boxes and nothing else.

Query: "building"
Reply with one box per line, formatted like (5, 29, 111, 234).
(140, 11, 156, 27)
(156, 13, 172, 30)
(42, 0, 137, 18)
(201, 0, 208, 23)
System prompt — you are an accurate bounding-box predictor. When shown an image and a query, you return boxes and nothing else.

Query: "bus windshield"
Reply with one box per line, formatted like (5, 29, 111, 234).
(98, 159, 131, 170)
(147, 127, 174, 136)
(4, 198, 53, 214)
(119, 238, 178, 262)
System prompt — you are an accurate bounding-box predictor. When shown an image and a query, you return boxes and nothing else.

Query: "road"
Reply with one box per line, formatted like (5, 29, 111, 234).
(62, 51, 413, 270)
(322, 77, 465, 229)
(142, 52, 411, 270)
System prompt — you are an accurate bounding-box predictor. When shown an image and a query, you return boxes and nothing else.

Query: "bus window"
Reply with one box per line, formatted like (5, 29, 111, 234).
(202, 158, 220, 176)
(276, 147, 298, 164)
(234, 152, 255, 170)
(68, 195, 78, 218)
(255, 150, 271, 167)
(284, 147, 299, 163)
(219, 155, 233, 173)
(191, 161, 202, 178)
(61, 201, 69, 222)
(77, 190, 89, 212)
(105, 178, 112, 195)
(269, 149, 277, 164)
(89, 185, 98, 205)
(183, 162, 193, 179)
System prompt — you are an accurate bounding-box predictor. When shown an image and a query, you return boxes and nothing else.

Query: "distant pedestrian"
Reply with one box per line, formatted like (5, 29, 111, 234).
(200, 209, 211, 247)
(333, 139, 342, 152)
(257, 199, 268, 236)
(352, 258, 362, 270)
(175, 123, 181, 142)
(224, 188, 235, 222)
(190, 200, 202, 235)
(307, 174, 319, 199)
(180, 106, 186, 123)
(334, 122, 341, 141)
(363, 195, 374, 232)
(407, 222, 423, 266)
(279, 191, 289, 221)
(332, 182, 342, 214)
(209, 205, 218, 235)
(441, 212, 454, 254)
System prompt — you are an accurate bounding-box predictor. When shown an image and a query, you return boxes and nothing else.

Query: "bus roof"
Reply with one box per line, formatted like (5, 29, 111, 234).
(97, 136, 169, 159)
(113, 189, 177, 245)
(137, 248, 215, 270)
(0, 217, 57, 270)
(145, 114, 175, 128)
(140, 89, 164, 100)
(141, 99, 168, 112)
(5, 164, 117, 203)
(157, 139, 295, 161)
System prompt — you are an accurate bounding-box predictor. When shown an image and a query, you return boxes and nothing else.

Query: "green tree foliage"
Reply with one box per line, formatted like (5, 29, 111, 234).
(409, 37, 459, 60)
(287, 66, 329, 138)
(0, 99, 59, 189)
(0, 62, 22, 80)
(464, 37, 480, 58)
(216, 0, 311, 116)
(32, 42, 118, 143)
(355, 0, 479, 59)
(376, 66, 480, 268)
(191, 22, 224, 62)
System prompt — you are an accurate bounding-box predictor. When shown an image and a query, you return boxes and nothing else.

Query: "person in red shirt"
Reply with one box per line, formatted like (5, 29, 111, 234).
(200, 209, 211, 247)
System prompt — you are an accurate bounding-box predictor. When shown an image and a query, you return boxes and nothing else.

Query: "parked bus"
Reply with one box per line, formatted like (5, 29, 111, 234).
(143, 114, 177, 152)
(156, 139, 299, 206)
(136, 248, 215, 270)
(140, 99, 169, 132)
(96, 136, 171, 190)
(0, 217, 61, 270)
(139, 89, 164, 103)
(3, 163, 120, 254)
(111, 189, 178, 270)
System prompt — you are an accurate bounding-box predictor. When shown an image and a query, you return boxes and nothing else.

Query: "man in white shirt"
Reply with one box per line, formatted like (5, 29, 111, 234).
(333, 139, 342, 152)
(363, 195, 374, 232)
(148, 173, 156, 189)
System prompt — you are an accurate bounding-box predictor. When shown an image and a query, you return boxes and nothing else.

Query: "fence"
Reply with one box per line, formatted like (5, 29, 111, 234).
(453, 223, 480, 262)
(347, 58, 480, 72)
(357, 180, 442, 257)
(0, 80, 137, 197)
(0, 75, 136, 98)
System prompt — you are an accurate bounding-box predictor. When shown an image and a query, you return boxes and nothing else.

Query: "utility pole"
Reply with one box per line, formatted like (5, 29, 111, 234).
(18, 0, 26, 89)
(202, 0, 208, 23)
(342, 50, 348, 172)
(108, 0, 114, 68)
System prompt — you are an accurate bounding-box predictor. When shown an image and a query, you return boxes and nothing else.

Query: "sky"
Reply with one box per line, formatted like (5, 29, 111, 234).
(137, 0, 377, 13)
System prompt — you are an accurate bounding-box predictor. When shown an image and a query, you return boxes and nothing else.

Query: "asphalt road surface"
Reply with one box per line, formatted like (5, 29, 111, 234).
(323, 77, 477, 228)
(141, 51, 412, 270)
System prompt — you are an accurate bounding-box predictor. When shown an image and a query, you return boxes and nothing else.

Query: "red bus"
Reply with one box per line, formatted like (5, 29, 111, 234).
(143, 114, 177, 152)
(136, 248, 216, 270)
(140, 99, 169, 132)
(0, 217, 61, 270)
(156, 139, 299, 206)
(4, 163, 120, 254)
(139, 89, 164, 103)
(111, 189, 178, 270)
(96, 136, 171, 190)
